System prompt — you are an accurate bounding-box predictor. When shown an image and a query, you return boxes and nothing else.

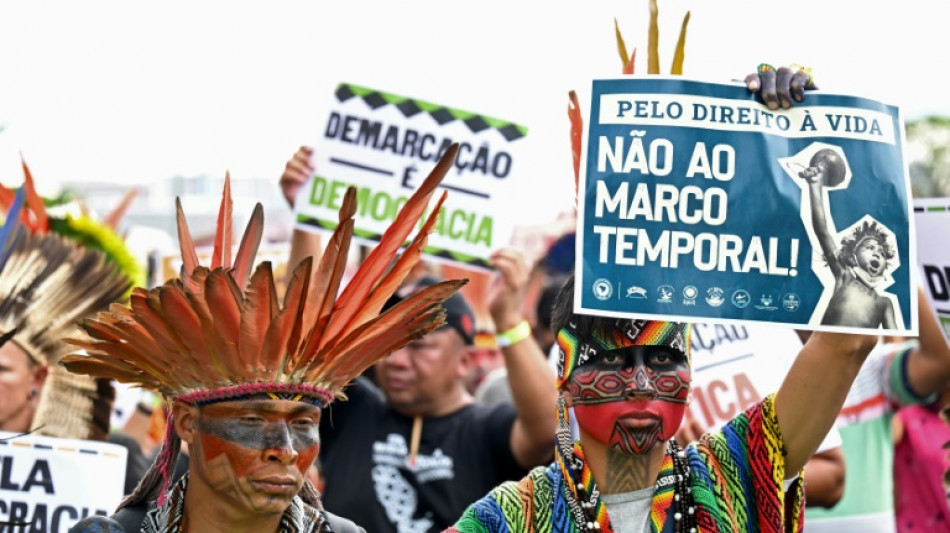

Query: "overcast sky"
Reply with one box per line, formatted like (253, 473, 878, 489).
(0, 1, 946, 225)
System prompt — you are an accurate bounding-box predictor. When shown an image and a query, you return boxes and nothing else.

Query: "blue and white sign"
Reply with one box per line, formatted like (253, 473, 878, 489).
(575, 77, 917, 335)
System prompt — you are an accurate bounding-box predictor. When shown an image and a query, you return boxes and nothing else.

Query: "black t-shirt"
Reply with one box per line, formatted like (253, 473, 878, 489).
(319, 377, 526, 533)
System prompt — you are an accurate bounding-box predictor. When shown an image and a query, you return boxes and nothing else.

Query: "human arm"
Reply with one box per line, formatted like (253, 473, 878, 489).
(804, 172, 842, 278)
(882, 298, 898, 330)
(905, 285, 950, 397)
(802, 447, 845, 507)
(280, 145, 314, 209)
(489, 248, 558, 468)
(279, 145, 324, 283)
(774, 332, 877, 474)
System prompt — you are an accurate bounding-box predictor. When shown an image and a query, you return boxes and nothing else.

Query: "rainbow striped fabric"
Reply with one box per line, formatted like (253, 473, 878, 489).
(448, 395, 804, 533)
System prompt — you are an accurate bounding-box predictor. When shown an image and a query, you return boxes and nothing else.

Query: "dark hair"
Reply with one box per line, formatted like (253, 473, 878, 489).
(551, 273, 577, 336)
(549, 274, 613, 342)
(536, 275, 568, 333)
(837, 219, 895, 267)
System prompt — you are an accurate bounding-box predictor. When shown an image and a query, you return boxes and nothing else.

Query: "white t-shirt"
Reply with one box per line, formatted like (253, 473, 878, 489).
(602, 487, 654, 533)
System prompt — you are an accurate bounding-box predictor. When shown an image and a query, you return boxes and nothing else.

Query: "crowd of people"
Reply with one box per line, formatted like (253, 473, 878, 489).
(0, 49, 945, 533)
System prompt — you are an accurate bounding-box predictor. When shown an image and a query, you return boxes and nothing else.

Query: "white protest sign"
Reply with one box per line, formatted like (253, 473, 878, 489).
(294, 83, 529, 270)
(914, 198, 950, 341)
(0, 432, 127, 533)
(688, 323, 841, 452)
(687, 323, 801, 429)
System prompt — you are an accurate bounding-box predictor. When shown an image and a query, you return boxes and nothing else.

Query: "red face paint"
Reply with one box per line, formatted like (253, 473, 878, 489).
(191, 400, 322, 515)
(569, 346, 689, 455)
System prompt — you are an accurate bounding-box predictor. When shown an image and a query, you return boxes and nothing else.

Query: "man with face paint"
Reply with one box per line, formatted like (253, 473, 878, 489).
(450, 275, 880, 533)
(63, 147, 466, 533)
(447, 69, 885, 533)
(564, 321, 690, 457)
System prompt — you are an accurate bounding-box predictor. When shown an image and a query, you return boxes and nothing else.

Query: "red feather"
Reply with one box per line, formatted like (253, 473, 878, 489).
(282, 258, 312, 370)
(568, 91, 584, 198)
(259, 258, 311, 378)
(232, 203, 263, 289)
(322, 144, 459, 347)
(205, 270, 244, 378)
(0, 183, 15, 214)
(60, 355, 153, 388)
(297, 188, 358, 361)
(102, 188, 139, 230)
(19, 157, 49, 233)
(159, 283, 212, 368)
(211, 174, 234, 270)
(176, 198, 200, 284)
(357, 190, 447, 324)
(240, 263, 278, 374)
(310, 279, 465, 382)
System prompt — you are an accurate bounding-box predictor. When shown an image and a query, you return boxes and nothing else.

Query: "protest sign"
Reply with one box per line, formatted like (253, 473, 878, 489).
(575, 77, 917, 334)
(688, 323, 800, 429)
(688, 322, 841, 451)
(294, 83, 528, 270)
(914, 198, 950, 341)
(0, 432, 126, 533)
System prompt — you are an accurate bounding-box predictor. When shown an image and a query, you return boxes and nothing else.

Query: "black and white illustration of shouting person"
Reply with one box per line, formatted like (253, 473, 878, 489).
(781, 142, 903, 330)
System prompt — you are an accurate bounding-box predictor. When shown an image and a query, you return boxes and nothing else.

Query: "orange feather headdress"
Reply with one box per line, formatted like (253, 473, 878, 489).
(62, 144, 465, 508)
(62, 144, 465, 407)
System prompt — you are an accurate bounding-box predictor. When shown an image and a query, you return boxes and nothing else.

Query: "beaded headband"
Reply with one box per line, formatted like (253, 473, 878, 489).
(555, 318, 690, 388)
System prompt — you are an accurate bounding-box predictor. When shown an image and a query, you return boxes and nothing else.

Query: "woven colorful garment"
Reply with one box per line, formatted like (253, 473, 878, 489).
(449, 395, 805, 533)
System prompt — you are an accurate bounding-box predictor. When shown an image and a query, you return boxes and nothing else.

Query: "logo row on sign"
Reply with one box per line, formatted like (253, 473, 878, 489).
(591, 278, 801, 312)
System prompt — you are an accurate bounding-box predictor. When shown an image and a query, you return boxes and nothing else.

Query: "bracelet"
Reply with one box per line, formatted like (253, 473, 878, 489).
(496, 320, 532, 348)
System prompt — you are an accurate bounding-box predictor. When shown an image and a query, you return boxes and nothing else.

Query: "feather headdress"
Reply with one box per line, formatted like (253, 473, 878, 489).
(62, 144, 465, 406)
(62, 145, 465, 507)
(0, 168, 132, 441)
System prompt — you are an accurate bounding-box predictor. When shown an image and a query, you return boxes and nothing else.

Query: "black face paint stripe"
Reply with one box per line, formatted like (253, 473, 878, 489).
(198, 417, 319, 451)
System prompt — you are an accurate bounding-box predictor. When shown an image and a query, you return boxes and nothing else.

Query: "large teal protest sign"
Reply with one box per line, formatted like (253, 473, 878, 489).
(575, 78, 917, 335)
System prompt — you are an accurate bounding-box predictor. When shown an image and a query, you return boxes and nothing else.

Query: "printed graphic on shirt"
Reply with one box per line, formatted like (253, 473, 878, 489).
(371, 433, 454, 533)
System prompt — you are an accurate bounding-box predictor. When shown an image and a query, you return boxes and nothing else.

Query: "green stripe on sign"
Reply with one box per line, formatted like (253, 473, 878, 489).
(927, 206, 947, 212)
(337, 82, 527, 140)
(296, 215, 338, 231)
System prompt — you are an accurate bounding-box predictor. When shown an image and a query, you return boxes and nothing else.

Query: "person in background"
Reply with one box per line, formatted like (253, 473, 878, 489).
(805, 287, 950, 533)
(892, 387, 950, 531)
(280, 148, 558, 533)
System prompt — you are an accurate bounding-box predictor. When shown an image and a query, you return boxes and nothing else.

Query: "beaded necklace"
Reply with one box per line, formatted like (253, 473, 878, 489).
(555, 399, 697, 533)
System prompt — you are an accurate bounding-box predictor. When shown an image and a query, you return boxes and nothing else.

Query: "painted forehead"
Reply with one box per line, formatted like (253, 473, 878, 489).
(200, 398, 323, 416)
(555, 318, 690, 387)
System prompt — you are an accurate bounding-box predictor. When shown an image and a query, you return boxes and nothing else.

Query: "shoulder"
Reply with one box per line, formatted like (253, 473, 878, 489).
(111, 502, 151, 532)
(338, 376, 385, 405)
(457, 400, 517, 425)
(325, 511, 365, 533)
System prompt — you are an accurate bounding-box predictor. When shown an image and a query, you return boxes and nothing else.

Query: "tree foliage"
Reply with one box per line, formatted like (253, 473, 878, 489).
(905, 115, 950, 198)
